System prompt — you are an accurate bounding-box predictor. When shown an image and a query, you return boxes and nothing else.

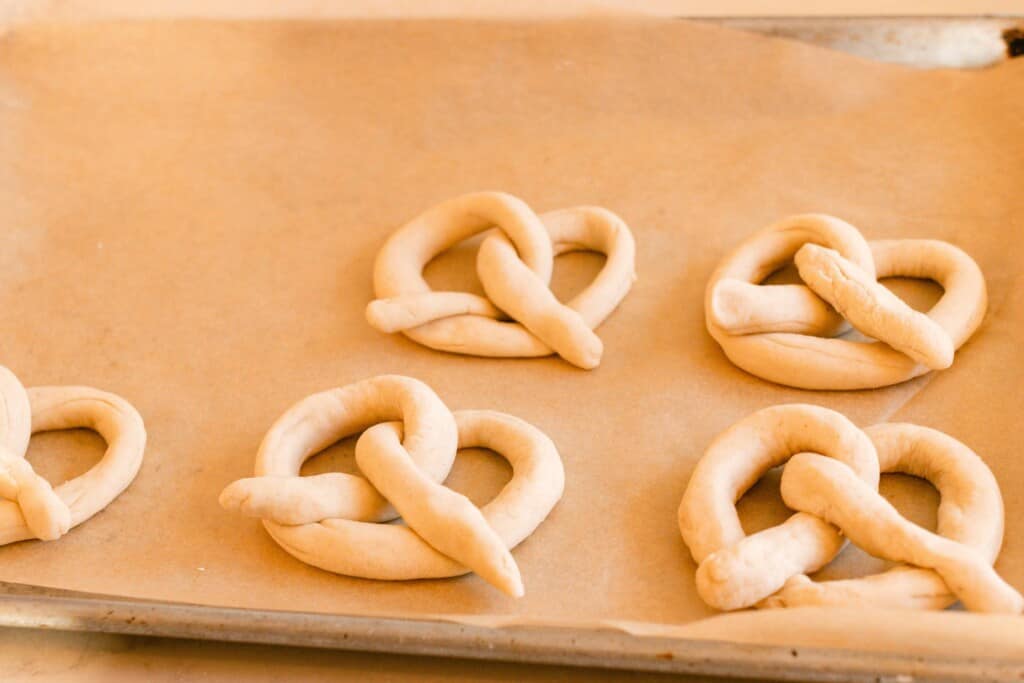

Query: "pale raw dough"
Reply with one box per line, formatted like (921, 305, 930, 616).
(221, 374, 459, 526)
(366, 191, 636, 369)
(220, 375, 564, 597)
(678, 404, 1021, 614)
(678, 403, 879, 611)
(780, 452, 1021, 614)
(0, 366, 147, 546)
(763, 423, 1004, 610)
(794, 243, 954, 369)
(705, 214, 987, 389)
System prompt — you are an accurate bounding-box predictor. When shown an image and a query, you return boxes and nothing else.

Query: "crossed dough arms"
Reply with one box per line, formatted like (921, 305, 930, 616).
(706, 214, 987, 390)
(368, 202, 988, 383)
(366, 191, 637, 369)
(220, 375, 564, 597)
(1, 200, 1008, 617)
(0, 366, 146, 546)
(678, 404, 1022, 614)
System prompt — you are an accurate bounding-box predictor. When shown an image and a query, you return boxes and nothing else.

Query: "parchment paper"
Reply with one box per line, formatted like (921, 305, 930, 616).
(0, 17, 1022, 648)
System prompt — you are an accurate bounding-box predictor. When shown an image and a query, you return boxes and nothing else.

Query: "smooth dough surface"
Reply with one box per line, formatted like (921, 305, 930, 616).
(679, 405, 1017, 614)
(763, 423, 1005, 610)
(706, 215, 987, 389)
(220, 376, 564, 596)
(368, 191, 636, 368)
(678, 403, 878, 610)
(0, 367, 147, 546)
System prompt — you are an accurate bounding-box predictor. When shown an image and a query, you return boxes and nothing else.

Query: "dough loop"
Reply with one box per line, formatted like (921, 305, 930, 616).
(705, 214, 987, 389)
(678, 404, 1021, 614)
(0, 366, 147, 545)
(367, 191, 636, 369)
(220, 375, 564, 596)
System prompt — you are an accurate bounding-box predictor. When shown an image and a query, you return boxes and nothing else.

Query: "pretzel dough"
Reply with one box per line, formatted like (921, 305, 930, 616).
(794, 244, 954, 369)
(220, 376, 564, 596)
(780, 452, 1021, 614)
(678, 405, 1020, 614)
(367, 191, 636, 369)
(763, 423, 1004, 610)
(706, 215, 987, 389)
(677, 404, 879, 611)
(0, 366, 147, 545)
(221, 375, 458, 525)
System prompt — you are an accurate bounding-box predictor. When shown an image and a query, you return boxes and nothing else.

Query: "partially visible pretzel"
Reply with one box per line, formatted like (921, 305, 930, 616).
(705, 215, 987, 390)
(366, 192, 636, 369)
(220, 375, 564, 596)
(0, 366, 146, 545)
(678, 404, 1021, 614)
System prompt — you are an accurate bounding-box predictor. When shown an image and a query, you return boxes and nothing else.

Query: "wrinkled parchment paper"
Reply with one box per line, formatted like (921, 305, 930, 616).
(0, 17, 1022, 653)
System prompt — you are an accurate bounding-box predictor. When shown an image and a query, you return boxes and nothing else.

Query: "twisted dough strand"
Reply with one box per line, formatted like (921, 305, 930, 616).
(706, 215, 987, 389)
(0, 366, 146, 546)
(678, 404, 879, 610)
(763, 423, 1004, 610)
(781, 453, 1022, 614)
(220, 377, 564, 597)
(367, 192, 636, 369)
(679, 405, 1019, 614)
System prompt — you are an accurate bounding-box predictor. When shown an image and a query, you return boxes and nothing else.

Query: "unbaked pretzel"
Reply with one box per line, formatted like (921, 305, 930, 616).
(219, 375, 564, 596)
(678, 405, 1022, 614)
(705, 215, 987, 390)
(366, 192, 636, 369)
(0, 366, 147, 545)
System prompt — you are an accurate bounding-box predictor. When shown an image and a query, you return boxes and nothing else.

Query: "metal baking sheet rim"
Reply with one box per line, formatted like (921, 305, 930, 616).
(1, 14, 1022, 682)
(3, 582, 1022, 682)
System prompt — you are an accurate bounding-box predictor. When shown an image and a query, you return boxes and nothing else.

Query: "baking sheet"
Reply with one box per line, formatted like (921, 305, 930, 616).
(0, 16, 1022, 652)
(6, 588, 1024, 682)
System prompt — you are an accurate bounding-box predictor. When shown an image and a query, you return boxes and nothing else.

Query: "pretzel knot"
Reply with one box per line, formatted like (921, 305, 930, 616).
(705, 215, 987, 390)
(678, 404, 1023, 614)
(0, 366, 146, 545)
(219, 375, 564, 596)
(366, 191, 637, 369)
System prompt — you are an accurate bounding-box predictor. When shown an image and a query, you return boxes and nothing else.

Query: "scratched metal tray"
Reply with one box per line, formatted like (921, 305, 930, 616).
(1, 15, 1023, 683)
